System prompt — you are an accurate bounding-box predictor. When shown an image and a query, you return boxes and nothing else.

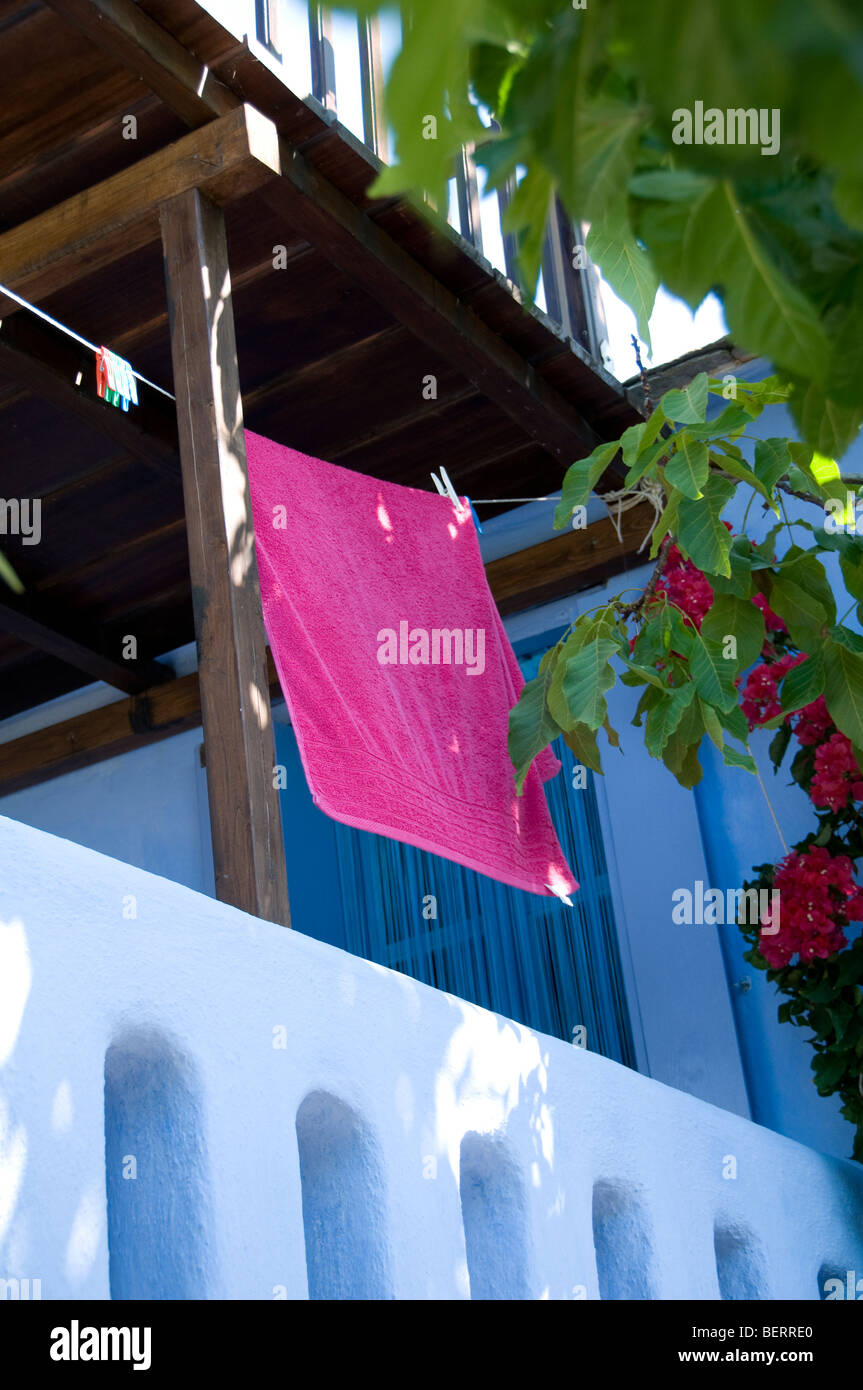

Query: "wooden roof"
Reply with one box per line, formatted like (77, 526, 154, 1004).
(0, 0, 639, 722)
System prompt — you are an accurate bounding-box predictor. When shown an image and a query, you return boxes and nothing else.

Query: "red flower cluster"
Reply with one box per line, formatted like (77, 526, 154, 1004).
(752, 592, 787, 636)
(810, 732, 863, 814)
(655, 547, 714, 629)
(759, 845, 863, 968)
(739, 653, 805, 728)
(793, 695, 832, 747)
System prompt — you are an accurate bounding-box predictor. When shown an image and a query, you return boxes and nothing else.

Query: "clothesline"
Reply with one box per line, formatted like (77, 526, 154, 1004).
(469, 495, 562, 504)
(0, 280, 176, 400)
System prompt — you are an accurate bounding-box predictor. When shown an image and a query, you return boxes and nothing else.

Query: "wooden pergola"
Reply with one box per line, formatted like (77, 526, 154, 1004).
(0, 0, 644, 926)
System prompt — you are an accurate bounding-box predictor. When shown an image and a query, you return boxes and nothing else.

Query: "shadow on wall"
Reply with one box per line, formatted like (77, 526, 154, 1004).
(104, 1028, 215, 1300)
(592, 1179, 658, 1299)
(296, 1090, 394, 1300)
(714, 1222, 770, 1300)
(459, 1130, 535, 1299)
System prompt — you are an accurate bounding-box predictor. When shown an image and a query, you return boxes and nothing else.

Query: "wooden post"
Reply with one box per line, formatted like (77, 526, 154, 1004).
(160, 187, 291, 927)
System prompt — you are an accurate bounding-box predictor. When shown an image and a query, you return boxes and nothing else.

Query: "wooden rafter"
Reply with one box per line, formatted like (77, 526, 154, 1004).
(258, 148, 603, 464)
(0, 592, 172, 694)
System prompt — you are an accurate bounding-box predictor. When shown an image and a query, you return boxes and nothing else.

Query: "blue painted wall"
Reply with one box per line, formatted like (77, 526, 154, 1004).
(0, 726, 214, 896)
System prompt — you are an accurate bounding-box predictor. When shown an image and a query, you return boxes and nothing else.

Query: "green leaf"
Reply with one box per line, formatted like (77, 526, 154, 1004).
(718, 702, 751, 746)
(753, 438, 793, 497)
(788, 443, 851, 511)
(641, 182, 828, 381)
(556, 638, 619, 732)
(675, 476, 735, 577)
(822, 638, 863, 749)
(768, 572, 829, 650)
(830, 624, 863, 654)
(623, 437, 667, 488)
(624, 660, 667, 691)
(790, 381, 863, 463)
(632, 684, 663, 727)
(834, 172, 863, 232)
(709, 448, 775, 509)
(628, 168, 713, 202)
(684, 402, 752, 441)
(698, 696, 724, 751)
(569, 103, 647, 227)
(708, 541, 756, 599)
(504, 163, 555, 299)
(662, 730, 704, 789)
(644, 682, 695, 757)
(701, 594, 766, 673)
(720, 744, 757, 774)
(778, 553, 836, 625)
(620, 421, 647, 466)
(562, 722, 603, 775)
(509, 664, 562, 795)
(554, 441, 620, 528)
(665, 433, 709, 499)
(769, 722, 792, 769)
(839, 546, 863, 604)
(660, 373, 709, 424)
(690, 633, 739, 712)
(779, 653, 825, 714)
(586, 205, 658, 348)
(649, 488, 681, 558)
(0, 551, 24, 595)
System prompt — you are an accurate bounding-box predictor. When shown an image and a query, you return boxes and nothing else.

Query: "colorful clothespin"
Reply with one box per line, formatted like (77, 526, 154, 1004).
(466, 498, 483, 534)
(96, 347, 138, 411)
(95, 347, 108, 399)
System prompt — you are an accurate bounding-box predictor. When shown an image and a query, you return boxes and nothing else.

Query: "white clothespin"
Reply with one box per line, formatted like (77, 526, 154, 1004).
(431, 466, 468, 519)
(546, 882, 574, 907)
(125, 361, 138, 407)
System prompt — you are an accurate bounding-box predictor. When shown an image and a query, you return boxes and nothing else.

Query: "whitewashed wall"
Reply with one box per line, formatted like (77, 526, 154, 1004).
(0, 815, 861, 1301)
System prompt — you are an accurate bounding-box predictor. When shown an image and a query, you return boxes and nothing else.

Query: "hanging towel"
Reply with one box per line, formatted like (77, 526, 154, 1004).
(245, 431, 577, 899)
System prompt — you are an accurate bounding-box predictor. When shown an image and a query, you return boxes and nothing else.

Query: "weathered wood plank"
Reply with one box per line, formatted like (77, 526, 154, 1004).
(0, 653, 283, 797)
(0, 104, 281, 306)
(160, 185, 290, 927)
(485, 503, 654, 615)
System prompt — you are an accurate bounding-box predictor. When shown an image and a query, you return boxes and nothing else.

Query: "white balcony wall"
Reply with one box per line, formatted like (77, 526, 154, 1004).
(1, 814, 861, 1301)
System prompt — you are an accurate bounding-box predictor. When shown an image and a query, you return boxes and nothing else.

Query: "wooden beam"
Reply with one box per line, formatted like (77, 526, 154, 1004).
(0, 653, 283, 798)
(41, 0, 238, 128)
(0, 310, 180, 482)
(258, 143, 604, 466)
(0, 593, 173, 693)
(0, 104, 280, 307)
(485, 503, 655, 616)
(160, 185, 290, 928)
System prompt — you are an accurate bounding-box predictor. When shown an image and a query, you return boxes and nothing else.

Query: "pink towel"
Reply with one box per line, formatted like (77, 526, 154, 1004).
(245, 431, 577, 898)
